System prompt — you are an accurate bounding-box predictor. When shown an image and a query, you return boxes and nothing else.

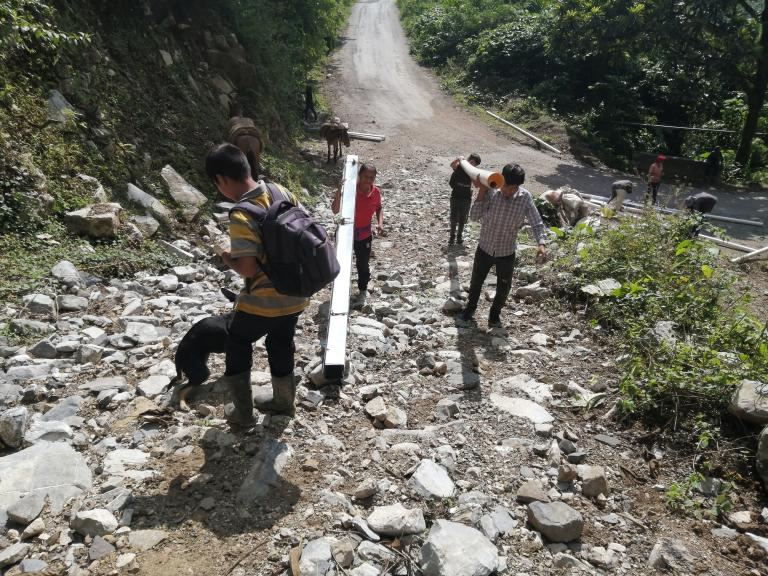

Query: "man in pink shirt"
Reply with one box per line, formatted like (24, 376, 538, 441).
(332, 163, 384, 305)
(647, 154, 665, 205)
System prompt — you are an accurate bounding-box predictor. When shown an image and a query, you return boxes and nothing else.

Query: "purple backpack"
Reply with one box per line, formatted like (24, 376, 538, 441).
(230, 183, 340, 297)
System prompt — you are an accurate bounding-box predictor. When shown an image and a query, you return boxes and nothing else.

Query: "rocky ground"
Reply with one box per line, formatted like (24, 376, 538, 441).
(1, 147, 767, 576)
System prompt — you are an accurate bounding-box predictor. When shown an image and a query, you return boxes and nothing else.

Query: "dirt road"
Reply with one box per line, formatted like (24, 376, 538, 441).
(330, 0, 767, 247)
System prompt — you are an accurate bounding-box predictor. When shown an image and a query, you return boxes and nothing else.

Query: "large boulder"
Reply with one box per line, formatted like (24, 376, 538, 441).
(419, 520, 499, 576)
(648, 538, 694, 572)
(0, 442, 92, 525)
(729, 380, 768, 424)
(527, 501, 584, 543)
(71, 509, 118, 536)
(64, 203, 122, 238)
(0, 406, 28, 449)
(126, 183, 172, 224)
(160, 165, 207, 221)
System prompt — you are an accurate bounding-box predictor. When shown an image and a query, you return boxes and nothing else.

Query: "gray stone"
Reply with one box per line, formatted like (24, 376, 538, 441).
(364, 396, 387, 420)
(383, 406, 408, 428)
(137, 375, 171, 397)
(80, 376, 129, 393)
(23, 416, 73, 445)
(558, 464, 578, 483)
(757, 425, 768, 488)
(409, 459, 455, 499)
(299, 537, 332, 576)
(20, 517, 44, 541)
(236, 439, 292, 503)
(28, 340, 57, 359)
(51, 260, 82, 287)
(57, 295, 89, 312)
(729, 379, 768, 424)
(42, 396, 83, 423)
(490, 394, 554, 424)
(47, 89, 74, 122)
(161, 165, 208, 221)
(0, 443, 92, 525)
(578, 465, 609, 497)
(558, 439, 577, 454)
(0, 542, 30, 568)
(19, 558, 47, 573)
(435, 398, 460, 420)
(367, 503, 426, 536)
(650, 320, 678, 346)
(331, 536, 357, 568)
(0, 383, 22, 408)
(350, 563, 380, 576)
(527, 501, 584, 543)
(125, 321, 169, 344)
(353, 478, 378, 500)
(10, 319, 55, 337)
(75, 344, 103, 364)
(127, 183, 172, 224)
(567, 451, 588, 464)
(594, 434, 621, 448)
(128, 529, 168, 551)
(488, 505, 517, 536)
(7, 492, 45, 525)
(22, 294, 57, 318)
(0, 406, 28, 448)
(171, 265, 197, 282)
(419, 519, 499, 576)
(515, 281, 552, 301)
(648, 538, 694, 572)
(64, 203, 122, 238)
(89, 535, 116, 560)
(71, 508, 118, 536)
(356, 540, 396, 564)
(131, 214, 160, 237)
(516, 480, 550, 504)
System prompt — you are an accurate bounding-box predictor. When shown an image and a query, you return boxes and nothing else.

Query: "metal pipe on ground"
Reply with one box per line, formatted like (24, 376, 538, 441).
(485, 110, 562, 154)
(731, 244, 768, 263)
(579, 192, 764, 227)
(457, 158, 504, 189)
(323, 155, 359, 379)
(304, 126, 386, 142)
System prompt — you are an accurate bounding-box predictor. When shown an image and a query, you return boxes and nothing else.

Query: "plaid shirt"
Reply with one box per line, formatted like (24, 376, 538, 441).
(469, 187, 547, 257)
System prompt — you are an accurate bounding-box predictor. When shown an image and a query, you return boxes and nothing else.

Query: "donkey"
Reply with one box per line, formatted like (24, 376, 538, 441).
(319, 120, 351, 164)
(227, 101, 263, 179)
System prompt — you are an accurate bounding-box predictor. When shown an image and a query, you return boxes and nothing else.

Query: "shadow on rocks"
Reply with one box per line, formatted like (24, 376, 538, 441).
(129, 421, 300, 538)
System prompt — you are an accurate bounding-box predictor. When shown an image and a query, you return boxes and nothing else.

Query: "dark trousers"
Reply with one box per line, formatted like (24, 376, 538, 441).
(225, 310, 300, 377)
(449, 197, 471, 241)
(465, 247, 516, 318)
(646, 182, 660, 204)
(354, 236, 373, 291)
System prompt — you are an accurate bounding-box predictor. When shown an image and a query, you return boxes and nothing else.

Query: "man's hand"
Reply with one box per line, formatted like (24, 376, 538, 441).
(535, 245, 547, 264)
(376, 224, 386, 236)
(450, 157, 464, 170)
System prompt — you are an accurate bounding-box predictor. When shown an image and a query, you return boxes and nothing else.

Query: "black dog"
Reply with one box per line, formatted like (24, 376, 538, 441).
(170, 287, 237, 410)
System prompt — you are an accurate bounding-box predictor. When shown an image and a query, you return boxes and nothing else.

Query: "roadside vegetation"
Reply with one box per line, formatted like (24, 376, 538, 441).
(397, 0, 768, 183)
(547, 211, 767, 506)
(0, 0, 351, 298)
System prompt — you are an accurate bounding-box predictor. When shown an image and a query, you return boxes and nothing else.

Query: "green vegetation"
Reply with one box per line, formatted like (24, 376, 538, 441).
(550, 211, 767, 463)
(397, 0, 768, 181)
(0, 0, 350, 298)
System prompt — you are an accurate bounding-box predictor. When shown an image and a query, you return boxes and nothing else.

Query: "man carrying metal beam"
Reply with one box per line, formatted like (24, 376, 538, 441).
(331, 163, 384, 307)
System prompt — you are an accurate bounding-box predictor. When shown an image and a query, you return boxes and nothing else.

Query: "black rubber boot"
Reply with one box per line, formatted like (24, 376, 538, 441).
(222, 372, 256, 427)
(254, 374, 296, 417)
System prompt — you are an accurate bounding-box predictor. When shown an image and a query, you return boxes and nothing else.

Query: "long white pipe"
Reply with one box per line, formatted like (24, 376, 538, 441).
(485, 110, 562, 154)
(579, 192, 763, 227)
(731, 244, 768, 263)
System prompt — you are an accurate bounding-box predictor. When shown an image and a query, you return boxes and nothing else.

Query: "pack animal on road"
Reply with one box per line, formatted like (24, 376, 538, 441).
(227, 101, 263, 179)
(319, 119, 351, 164)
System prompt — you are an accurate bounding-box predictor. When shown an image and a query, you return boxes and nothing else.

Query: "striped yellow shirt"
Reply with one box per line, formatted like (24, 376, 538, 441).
(229, 182, 309, 317)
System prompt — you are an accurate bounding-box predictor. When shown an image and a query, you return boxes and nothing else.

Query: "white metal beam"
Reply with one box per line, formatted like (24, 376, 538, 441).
(323, 155, 359, 379)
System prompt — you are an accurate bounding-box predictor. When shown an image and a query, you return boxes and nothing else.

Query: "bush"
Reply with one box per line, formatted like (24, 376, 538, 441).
(551, 210, 768, 438)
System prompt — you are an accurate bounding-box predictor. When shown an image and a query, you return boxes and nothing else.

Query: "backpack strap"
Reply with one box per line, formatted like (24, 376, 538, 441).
(264, 181, 293, 205)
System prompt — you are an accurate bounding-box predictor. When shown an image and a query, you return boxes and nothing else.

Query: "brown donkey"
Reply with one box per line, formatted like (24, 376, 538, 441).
(319, 120, 351, 164)
(227, 102, 263, 179)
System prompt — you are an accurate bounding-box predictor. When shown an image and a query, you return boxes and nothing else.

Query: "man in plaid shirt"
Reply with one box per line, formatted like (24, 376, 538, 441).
(458, 163, 547, 328)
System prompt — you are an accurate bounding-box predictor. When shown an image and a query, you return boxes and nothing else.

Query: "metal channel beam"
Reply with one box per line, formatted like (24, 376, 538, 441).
(323, 155, 359, 379)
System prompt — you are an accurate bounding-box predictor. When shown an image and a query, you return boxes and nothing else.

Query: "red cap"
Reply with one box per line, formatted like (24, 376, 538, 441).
(657, 154, 666, 162)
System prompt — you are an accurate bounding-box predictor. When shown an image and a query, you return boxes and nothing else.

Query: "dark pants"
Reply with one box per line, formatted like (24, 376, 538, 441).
(449, 197, 471, 242)
(465, 247, 516, 318)
(225, 310, 300, 377)
(646, 182, 660, 204)
(354, 236, 373, 292)
(304, 103, 317, 122)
